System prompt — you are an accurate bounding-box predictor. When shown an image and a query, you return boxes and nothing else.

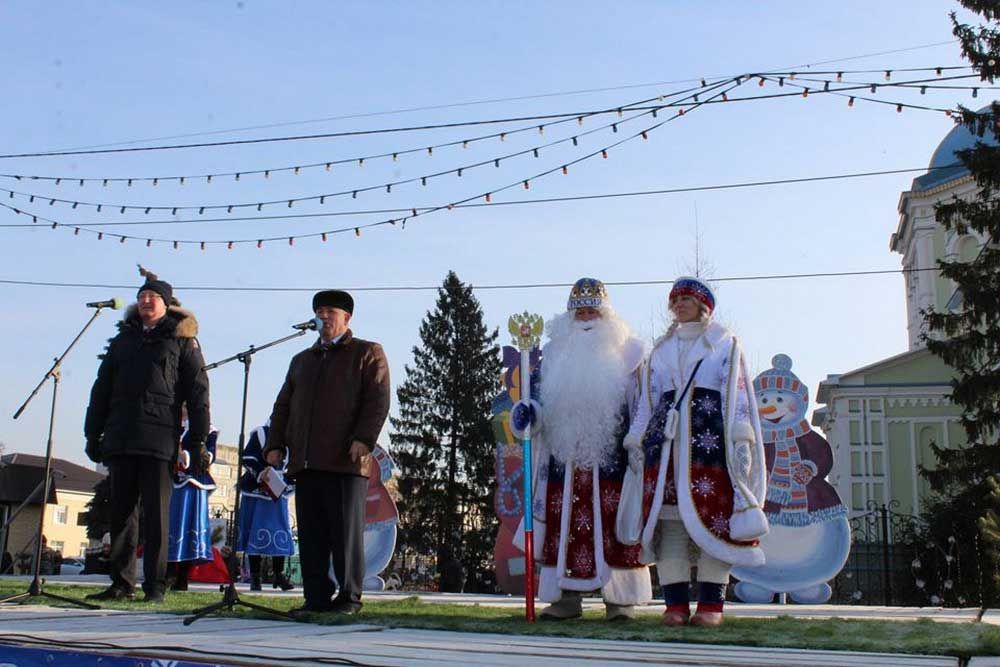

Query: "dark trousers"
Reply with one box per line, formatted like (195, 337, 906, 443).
(294, 470, 367, 607)
(107, 455, 172, 595)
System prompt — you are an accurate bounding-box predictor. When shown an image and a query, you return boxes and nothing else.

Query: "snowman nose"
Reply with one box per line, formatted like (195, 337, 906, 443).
(759, 405, 778, 415)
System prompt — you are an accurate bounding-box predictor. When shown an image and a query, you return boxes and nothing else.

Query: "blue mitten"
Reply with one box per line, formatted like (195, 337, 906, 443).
(510, 400, 537, 432)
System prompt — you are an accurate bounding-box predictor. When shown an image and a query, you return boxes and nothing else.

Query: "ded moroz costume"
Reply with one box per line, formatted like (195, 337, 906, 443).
(511, 278, 652, 621)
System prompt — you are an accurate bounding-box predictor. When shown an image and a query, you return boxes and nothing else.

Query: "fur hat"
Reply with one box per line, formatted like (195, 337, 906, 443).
(136, 265, 174, 305)
(566, 277, 608, 310)
(669, 276, 715, 313)
(312, 289, 354, 314)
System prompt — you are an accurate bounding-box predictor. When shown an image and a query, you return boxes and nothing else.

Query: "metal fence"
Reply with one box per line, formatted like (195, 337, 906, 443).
(831, 501, 985, 607)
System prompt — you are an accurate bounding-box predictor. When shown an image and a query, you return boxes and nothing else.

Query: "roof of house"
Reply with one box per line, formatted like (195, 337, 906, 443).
(0, 453, 104, 499)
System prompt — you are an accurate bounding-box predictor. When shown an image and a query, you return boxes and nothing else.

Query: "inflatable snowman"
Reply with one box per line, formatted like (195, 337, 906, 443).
(732, 354, 850, 604)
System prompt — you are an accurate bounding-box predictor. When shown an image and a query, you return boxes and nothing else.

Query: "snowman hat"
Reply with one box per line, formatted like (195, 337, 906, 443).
(754, 354, 809, 401)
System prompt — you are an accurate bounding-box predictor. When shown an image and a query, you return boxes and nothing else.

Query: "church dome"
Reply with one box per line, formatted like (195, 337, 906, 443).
(912, 103, 998, 192)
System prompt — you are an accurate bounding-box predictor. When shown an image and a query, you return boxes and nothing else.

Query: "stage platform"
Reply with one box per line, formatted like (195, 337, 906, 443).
(1, 590, 998, 667)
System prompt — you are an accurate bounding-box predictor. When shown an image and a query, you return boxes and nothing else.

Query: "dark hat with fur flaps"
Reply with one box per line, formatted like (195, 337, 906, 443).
(136, 264, 176, 306)
(312, 289, 354, 314)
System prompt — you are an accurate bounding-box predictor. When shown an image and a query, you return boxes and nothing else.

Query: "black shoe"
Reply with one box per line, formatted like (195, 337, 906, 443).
(329, 600, 362, 615)
(250, 575, 262, 592)
(170, 580, 188, 592)
(140, 590, 165, 603)
(85, 585, 135, 601)
(273, 573, 295, 591)
(290, 601, 333, 614)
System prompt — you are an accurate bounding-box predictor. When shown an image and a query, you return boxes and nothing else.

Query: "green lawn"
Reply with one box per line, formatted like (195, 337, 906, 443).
(1, 581, 999, 658)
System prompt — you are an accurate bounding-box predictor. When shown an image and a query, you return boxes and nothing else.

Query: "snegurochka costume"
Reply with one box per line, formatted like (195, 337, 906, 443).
(166, 425, 218, 589)
(238, 422, 295, 591)
(620, 276, 768, 624)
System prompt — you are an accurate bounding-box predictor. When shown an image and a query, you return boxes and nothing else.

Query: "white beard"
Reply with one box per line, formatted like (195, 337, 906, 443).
(539, 309, 634, 469)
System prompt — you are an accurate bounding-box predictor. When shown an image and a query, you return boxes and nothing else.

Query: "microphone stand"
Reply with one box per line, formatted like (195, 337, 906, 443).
(0, 307, 110, 609)
(184, 328, 310, 625)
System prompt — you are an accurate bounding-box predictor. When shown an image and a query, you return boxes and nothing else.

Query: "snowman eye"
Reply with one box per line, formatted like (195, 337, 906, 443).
(777, 397, 783, 403)
(761, 398, 768, 404)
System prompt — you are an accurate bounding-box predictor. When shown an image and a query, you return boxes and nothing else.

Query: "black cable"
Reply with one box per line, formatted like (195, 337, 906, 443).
(0, 79, 739, 246)
(0, 163, 963, 232)
(0, 80, 727, 212)
(37, 42, 964, 153)
(0, 267, 944, 294)
(0, 69, 968, 161)
(0, 82, 714, 184)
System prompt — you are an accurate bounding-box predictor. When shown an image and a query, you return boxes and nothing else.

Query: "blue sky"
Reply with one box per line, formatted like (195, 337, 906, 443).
(0, 1, 982, 465)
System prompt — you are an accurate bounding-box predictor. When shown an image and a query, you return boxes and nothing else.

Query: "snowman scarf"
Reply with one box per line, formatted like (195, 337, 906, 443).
(765, 419, 812, 524)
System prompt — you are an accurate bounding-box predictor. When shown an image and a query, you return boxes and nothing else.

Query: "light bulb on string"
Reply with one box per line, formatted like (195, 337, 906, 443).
(870, 84, 877, 93)
(147, 239, 152, 247)
(145, 207, 151, 214)
(789, 72, 796, 80)
(180, 177, 185, 185)
(127, 179, 133, 187)
(98, 232, 103, 240)
(601, 149, 608, 159)
(485, 193, 492, 202)
(174, 241, 180, 250)
(257, 240, 263, 249)
(523, 180, 530, 190)
(206, 175, 212, 183)
(354, 228, 361, 237)
(802, 89, 808, 98)
(288, 238, 293, 246)
(201, 242, 206, 251)
(848, 97, 855, 107)
(973, 88, 979, 98)
(74, 227, 80, 235)
(257, 204, 263, 211)
(294, 167, 300, 175)
(758, 77, 765, 87)
(264, 171, 270, 179)
(884, 70, 891, 81)
(897, 104, 903, 113)
(321, 233, 327, 242)
(227, 241, 234, 250)
(561, 165, 568, 174)
(836, 72, 843, 82)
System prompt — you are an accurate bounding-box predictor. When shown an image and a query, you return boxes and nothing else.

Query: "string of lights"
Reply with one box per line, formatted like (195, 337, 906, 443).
(0, 66, 970, 162)
(0, 73, 971, 219)
(0, 267, 944, 294)
(754, 73, 982, 112)
(0, 163, 962, 229)
(39, 40, 962, 152)
(0, 82, 741, 249)
(0, 81, 717, 185)
(0, 78, 736, 216)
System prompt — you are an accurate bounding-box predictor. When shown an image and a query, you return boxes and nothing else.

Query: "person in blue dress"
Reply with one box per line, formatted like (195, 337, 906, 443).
(239, 421, 295, 591)
(166, 409, 218, 592)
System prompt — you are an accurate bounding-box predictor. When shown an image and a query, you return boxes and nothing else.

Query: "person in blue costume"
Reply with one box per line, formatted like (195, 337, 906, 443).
(166, 406, 218, 592)
(239, 421, 295, 591)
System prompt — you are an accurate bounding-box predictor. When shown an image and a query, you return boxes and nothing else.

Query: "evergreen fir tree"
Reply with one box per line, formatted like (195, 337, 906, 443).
(919, 1, 1000, 605)
(390, 271, 501, 592)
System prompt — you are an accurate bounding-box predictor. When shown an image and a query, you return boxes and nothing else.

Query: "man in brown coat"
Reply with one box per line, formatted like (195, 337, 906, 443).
(263, 290, 390, 614)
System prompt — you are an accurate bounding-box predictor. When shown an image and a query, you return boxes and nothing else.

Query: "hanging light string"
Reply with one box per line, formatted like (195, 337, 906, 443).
(0, 67, 975, 186)
(0, 65, 972, 163)
(0, 266, 946, 293)
(0, 163, 964, 230)
(0, 81, 742, 249)
(0, 81, 718, 186)
(0, 78, 737, 216)
(0, 72, 969, 216)
(753, 73, 971, 112)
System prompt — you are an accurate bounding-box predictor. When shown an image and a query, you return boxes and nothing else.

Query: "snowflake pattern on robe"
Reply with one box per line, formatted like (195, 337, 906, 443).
(539, 403, 645, 579)
(693, 476, 715, 497)
(695, 431, 721, 453)
(695, 394, 719, 414)
(638, 386, 759, 549)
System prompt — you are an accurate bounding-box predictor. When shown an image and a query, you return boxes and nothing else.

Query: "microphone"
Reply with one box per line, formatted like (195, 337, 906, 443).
(86, 297, 124, 310)
(292, 317, 323, 331)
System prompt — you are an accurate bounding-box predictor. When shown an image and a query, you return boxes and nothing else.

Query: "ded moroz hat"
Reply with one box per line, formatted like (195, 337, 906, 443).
(566, 277, 608, 311)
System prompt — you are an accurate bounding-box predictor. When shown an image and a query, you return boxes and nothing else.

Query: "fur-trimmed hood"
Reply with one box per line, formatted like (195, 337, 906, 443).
(121, 304, 199, 338)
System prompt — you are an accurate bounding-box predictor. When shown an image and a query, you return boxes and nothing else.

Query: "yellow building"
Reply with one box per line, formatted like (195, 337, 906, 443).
(0, 453, 104, 567)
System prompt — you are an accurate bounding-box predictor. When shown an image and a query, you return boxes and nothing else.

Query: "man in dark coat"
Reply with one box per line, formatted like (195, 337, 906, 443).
(263, 289, 390, 614)
(83, 270, 211, 602)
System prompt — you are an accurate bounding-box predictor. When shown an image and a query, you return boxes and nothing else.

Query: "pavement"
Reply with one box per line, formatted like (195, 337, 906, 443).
(0, 575, 996, 666)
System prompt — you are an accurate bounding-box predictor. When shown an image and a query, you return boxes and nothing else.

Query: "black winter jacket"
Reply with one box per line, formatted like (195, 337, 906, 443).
(84, 305, 211, 461)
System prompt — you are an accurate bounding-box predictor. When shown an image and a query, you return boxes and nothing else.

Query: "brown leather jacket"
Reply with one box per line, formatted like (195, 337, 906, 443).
(263, 330, 390, 478)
